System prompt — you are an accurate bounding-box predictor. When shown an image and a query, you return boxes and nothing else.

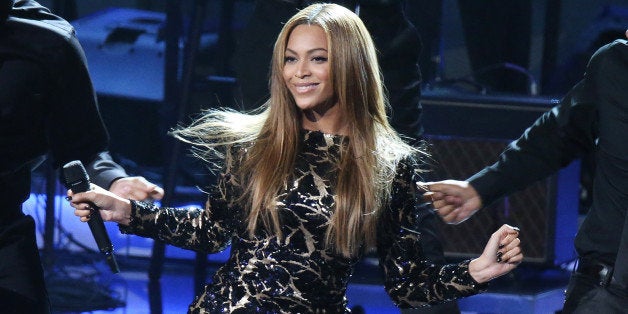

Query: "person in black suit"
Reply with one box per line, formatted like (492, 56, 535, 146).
(0, 1, 163, 312)
(425, 32, 628, 313)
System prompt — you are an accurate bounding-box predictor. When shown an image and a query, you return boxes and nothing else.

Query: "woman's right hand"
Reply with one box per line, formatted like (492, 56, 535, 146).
(67, 183, 133, 226)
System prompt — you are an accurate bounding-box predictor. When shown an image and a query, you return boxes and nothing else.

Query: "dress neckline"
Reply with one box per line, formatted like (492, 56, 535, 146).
(301, 128, 346, 138)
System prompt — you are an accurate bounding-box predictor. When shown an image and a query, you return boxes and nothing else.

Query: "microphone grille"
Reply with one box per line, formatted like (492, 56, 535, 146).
(63, 160, 89, 185)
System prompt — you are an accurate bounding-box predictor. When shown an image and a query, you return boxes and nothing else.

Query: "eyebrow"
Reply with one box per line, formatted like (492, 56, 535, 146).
(285, 47, 328, 55)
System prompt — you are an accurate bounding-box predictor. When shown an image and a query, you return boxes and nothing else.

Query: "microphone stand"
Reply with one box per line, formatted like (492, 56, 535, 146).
(43, 157, 57, 270)
(148, 1, 209, 313)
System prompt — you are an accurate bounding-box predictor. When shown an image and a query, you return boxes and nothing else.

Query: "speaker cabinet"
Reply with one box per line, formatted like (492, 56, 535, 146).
(421, 91, 579, 266)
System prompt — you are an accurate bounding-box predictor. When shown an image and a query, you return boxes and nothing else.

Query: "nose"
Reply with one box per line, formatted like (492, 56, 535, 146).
(294, 60, 310, 78)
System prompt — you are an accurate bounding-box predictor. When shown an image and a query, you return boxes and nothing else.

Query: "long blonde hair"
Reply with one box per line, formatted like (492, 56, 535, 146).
(173, 3, 420, 257)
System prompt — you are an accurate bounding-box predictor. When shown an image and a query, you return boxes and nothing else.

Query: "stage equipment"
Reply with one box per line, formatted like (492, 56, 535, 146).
(71, 8, 232, 167)
(421, 90, 579, 266)
(72, 7, 218, 102)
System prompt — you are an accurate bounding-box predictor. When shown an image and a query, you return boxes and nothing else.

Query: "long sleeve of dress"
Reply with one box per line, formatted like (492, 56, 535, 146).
(118, 149, 243, 253)
(377, 159, 487, 307)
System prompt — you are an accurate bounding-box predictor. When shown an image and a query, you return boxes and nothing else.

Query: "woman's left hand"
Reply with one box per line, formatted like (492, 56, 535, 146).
(468, 224, 523, 283)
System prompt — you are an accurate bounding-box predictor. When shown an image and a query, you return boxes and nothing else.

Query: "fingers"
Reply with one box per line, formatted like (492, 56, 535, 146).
(66, 188, 91, 204)
(500, 224, 520, 237)
(66, 188, 99, 222)
(110, 176, 164, 201)
(133, 178, 163, 200)
(73, 202, 94, 222)
(420, 180, 469, 196)
(417, 182, 431, 193)
(496, 225, 522, 264)
(421, 191, 435, 203)
(418, 182, 467, 205)
(419, 186, 458, 209)
(418, 180, 482, 225)
(150, 185, 165, 200)
(498, 238, 522, 264)
(421, 191, 462, 223)
(439, 206, 463, 223)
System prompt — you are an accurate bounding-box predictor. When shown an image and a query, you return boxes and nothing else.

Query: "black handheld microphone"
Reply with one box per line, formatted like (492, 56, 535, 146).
(63, 160, 120, 273)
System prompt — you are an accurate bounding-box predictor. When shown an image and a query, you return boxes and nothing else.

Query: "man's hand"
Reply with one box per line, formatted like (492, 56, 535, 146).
(109, 176, 164, 201)
(419, 180, 483, 224)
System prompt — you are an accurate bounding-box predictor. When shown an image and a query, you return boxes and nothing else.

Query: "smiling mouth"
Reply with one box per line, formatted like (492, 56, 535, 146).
(294, 83, 318, 93)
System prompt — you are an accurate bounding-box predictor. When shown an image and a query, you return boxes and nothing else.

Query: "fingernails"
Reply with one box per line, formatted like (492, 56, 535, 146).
(65, 196, 72, 201)
(417, 183, 430, 192)
(496, 251, 503, 263)
(498, 244, 505, 249)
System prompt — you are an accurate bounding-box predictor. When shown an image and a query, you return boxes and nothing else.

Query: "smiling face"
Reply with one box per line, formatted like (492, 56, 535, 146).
(283, 24, 337, 122)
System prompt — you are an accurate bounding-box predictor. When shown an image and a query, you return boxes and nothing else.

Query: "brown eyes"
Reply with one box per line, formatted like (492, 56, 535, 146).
(283, 56, 328, 63)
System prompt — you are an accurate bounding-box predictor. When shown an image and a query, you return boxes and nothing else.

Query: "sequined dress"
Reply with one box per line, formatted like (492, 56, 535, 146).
(120, 130, 486, 313)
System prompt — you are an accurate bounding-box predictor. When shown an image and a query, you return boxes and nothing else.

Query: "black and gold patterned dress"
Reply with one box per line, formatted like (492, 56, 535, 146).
(120, 130, 486, 313)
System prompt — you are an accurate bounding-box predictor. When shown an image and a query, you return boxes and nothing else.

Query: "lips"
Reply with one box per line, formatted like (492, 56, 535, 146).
(293, 83, 318, 93)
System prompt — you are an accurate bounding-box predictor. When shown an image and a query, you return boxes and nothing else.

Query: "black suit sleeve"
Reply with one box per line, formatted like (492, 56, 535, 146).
(44, 22, 127, 187)
(468, 58, 598, 206)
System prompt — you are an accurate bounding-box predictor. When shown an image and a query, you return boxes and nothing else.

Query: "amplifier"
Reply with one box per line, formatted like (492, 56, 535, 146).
(421, 90, 579, 266)
(71, 8, 228, 167)
(72, 7, 218, 101)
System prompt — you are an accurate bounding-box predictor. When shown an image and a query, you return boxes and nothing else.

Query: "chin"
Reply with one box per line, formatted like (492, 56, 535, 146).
(295, 102, 319, 111)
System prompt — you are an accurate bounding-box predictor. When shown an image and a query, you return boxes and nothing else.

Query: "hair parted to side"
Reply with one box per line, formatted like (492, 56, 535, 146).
(173, 3, 422, 257)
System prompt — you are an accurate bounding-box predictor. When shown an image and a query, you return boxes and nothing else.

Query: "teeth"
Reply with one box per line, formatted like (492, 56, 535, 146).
(295, 84, 315, 93)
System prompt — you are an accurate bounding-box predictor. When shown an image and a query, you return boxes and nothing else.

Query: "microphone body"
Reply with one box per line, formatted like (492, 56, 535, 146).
(63, 160, 120, 273)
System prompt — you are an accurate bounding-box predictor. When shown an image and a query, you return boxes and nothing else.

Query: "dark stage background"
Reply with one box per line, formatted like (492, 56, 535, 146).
(24, 0, 628, 313)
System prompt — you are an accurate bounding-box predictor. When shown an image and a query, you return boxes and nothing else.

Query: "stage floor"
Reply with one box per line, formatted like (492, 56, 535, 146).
(45, 252, 570, 314)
